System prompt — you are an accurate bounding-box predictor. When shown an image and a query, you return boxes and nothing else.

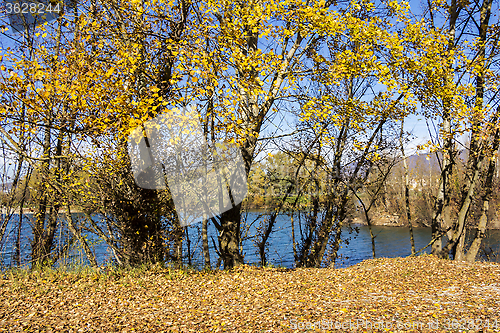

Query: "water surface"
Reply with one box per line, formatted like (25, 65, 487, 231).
(1, 211, 498, 269)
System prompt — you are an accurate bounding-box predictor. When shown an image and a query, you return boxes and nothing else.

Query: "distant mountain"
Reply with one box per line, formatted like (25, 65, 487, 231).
(0, 182, 13, 192)
(406, 149, 468, 171)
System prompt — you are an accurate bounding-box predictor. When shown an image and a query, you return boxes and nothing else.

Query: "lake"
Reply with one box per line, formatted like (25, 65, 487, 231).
(1, 211, 499, 269)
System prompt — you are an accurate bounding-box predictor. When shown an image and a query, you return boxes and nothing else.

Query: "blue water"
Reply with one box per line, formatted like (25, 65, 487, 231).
(0, 211, 499, 269)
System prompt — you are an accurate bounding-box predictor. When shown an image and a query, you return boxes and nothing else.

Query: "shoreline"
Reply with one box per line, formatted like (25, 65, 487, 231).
(0, 207, 84, 214)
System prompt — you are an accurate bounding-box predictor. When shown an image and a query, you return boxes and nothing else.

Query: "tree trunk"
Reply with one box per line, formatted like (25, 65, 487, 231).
(14, 169, 30, 266)
(438, 150, 484, 258)
(357, 198, 376, 258)
(65, 206, 98, 267)
(202, 218, 211, 269)
(466, 203, 488, 262)
(0, 154, 24, 253)
(461, 0, 494, 262)
(218, 203, 244, 269)
(466, 109, 499, 261)
(307, 199, 343, 268)
(210, 1, 306, 268)
(400, 120, 415, 254)
(455, 229, 466, 260)
(32, 122, 52, 267)
(172, 217, 183, 267)
(291, 212, 297, 264)
(430, 0, 461, 258)
(431, 116, 454, 257)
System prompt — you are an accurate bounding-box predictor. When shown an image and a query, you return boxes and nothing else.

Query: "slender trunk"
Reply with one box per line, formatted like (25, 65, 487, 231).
(31, 12, 65, 268)
(172, 217, 183, 267)
(212, 0, 306, 268)
(14, 211, 23, 266)
(0, 155, 24, 249)
(65, 206, 98, 267)
(214, 112, 259, 269)
(201, 82, 213, 270)
(310, 199, 346, 267)
(14, 169, 30, 266)
(431, 117, 453, 256)
(32, 129, 63, 267)
(291, 212, 297, 264)
(185, 227, 191, 267)
(454, 0, 492, 261)
(400, 120, 415, 254)
(358, 199, 376, 258)
(455, 226, 466, 260)
(369, 223, 376, 259)
(297, 199, 319, 267)
(328, 216, 344, 267)
(202, 218, 211, 269)
(320, 118, 350, 268)
(430, 0, 461, 257)
(12, 125, 31, 267)
(32, 123, 51, 267)
(42, 131, 65, 265)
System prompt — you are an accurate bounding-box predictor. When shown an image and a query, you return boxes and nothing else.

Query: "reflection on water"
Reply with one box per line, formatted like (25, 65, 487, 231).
(1, 212, 499, 269)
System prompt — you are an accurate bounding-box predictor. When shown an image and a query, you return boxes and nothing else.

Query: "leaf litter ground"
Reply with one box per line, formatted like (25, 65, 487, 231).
(0, 255, 499, 332)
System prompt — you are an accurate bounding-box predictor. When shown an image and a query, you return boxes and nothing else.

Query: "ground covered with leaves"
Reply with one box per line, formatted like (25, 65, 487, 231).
(0, 255, 499, 332)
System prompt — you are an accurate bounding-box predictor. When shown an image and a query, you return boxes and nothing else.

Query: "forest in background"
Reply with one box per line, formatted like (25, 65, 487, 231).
(0, 0, 499, 270)
(245, 151, 500, 229)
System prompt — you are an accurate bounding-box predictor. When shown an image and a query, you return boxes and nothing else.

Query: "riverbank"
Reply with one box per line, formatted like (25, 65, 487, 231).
(351, 212, 500, 229)
(0, 207, 84, 215)
(1, 255, 498, 332)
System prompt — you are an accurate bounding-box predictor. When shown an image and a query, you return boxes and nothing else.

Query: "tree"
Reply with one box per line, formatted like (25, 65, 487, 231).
(411, 0, 500, 260)
(67, 0, 193, 266)
(0, 5, 100, 267)
(193, 0, 347, 268)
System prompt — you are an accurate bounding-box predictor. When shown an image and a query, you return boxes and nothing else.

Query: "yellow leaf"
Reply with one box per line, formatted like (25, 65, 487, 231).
(105, 68, 115, 77)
